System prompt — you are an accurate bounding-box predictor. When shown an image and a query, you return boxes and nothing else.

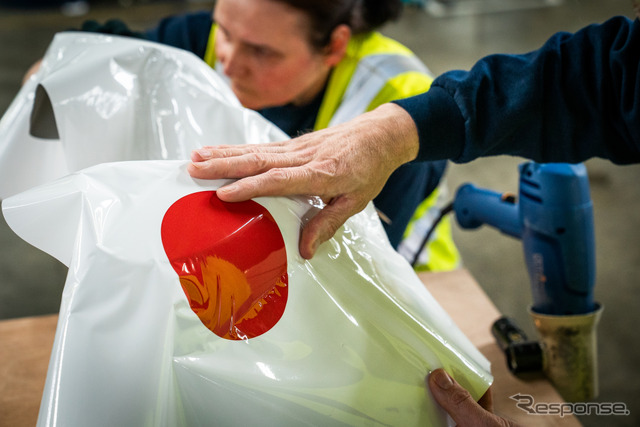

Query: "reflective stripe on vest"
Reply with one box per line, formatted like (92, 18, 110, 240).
(397, 182, 461, 271)
(328, 54, 431, 126)
(203, 24, 218, 67)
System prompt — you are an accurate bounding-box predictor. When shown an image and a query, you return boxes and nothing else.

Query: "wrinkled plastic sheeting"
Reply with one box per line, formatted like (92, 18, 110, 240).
(3, 161, 492, 426)
(0, 32, 287, 199)
(0, 34, 492, 426)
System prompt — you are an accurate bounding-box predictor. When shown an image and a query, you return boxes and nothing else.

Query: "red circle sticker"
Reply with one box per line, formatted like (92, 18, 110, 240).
(161, 191, 288, 340)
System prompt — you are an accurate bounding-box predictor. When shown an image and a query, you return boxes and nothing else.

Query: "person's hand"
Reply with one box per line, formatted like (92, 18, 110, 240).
(22, 59, 43, 85)
(428, 369, 521, 427)
(188, 103, 420, 259)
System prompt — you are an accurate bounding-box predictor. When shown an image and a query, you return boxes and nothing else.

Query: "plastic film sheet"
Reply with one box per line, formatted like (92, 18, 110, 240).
(0, 34, 492, 426)
(0, 32, 286, 199)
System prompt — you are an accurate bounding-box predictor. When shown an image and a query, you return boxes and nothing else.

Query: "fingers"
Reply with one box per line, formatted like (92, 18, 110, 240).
(211, 166, 321, 203)
(478, 386, 494, 413)
(22, 59, 43, 86)
(189, 152, 300, 181)
(191, 142, 290, 161)
(188, 153, 268, 180)
(428, 369, 482, 424)
(188, 142, 296, 178)
(428, 369, 518, 427)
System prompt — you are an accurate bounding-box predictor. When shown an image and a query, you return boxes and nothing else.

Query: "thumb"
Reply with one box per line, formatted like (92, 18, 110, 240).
(428, 369, 514, 427)
(298, 197, 359, 259)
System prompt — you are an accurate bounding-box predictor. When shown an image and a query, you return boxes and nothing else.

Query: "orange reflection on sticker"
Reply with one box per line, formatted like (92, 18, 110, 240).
(161, 191, 288, 340)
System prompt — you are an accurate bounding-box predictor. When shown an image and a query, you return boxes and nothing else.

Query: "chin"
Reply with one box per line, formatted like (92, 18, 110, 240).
(235, 96, 263, 110)
(239, 100, 263, 110)
(232, 88, 286, 111)
(230, 88, 260, 110)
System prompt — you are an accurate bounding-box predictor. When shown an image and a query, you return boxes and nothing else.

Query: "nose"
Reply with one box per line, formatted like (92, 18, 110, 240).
(219, 44, 245, 78)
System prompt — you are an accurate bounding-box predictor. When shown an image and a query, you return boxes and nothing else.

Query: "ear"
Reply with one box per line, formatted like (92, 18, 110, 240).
(324, 24, 351, 67)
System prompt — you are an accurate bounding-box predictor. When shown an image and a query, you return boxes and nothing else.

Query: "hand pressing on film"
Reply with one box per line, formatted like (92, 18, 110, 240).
(428, 369, 521, 427)
(188, 103, 419, 259)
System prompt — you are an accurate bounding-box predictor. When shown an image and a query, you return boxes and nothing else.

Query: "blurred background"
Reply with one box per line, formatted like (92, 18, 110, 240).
(0, 0, 638, 425)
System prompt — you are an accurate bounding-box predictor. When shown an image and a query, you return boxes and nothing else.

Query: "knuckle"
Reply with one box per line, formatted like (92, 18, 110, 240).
(225, 153, 267, 177)
(323, 201, 357, 233)
(265, 167, 296, 188)
(312, 158, 341, 185)
(323, 214, 344, 237)
(212, 146, 239, 158)
(450, 388, 475, 408)
(266, 166, 290, 180)
(318, 156, 340, 175)
(214, 158, 235, 176)
(248, 152, 270, 172)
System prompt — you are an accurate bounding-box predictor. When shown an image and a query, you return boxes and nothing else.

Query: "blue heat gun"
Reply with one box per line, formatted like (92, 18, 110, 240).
(453, 162, 596, 316)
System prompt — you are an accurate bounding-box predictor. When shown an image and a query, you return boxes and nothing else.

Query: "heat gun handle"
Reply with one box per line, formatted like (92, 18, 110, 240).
(518, 162, 596, 315)
(453, 184, 522, 238)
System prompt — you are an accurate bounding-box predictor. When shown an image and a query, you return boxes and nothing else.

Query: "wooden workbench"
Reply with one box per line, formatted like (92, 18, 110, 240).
(421, 270, 581, 426)
(0, 269, 579, 426)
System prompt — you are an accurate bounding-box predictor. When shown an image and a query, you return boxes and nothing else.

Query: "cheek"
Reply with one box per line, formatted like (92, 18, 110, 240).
(231, 68, 296, 108)
(253, 68, 295, 92)
(253, 62, 320, 101)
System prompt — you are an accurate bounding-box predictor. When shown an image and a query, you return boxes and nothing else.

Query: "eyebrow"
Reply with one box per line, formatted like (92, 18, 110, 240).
(217, 23, 280, 55)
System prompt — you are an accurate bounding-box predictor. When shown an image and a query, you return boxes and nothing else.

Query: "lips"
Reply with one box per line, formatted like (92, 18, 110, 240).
(161, 191, 288, 340)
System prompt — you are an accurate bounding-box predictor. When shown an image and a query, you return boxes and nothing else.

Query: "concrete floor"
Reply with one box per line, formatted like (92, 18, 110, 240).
(1, 0, 639, 425)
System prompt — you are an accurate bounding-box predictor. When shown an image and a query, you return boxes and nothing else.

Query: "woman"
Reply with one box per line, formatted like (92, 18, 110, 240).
(69, 0, 460, 270)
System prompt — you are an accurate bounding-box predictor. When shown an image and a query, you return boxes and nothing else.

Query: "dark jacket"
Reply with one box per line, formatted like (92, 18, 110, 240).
(395, 16, 640, 165)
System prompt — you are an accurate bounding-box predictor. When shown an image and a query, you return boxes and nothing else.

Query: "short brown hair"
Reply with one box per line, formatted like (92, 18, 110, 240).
(275, 0, 403, 49)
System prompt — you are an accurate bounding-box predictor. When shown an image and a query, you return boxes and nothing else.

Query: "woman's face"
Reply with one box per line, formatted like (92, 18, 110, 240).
(214, 0, 340, 110)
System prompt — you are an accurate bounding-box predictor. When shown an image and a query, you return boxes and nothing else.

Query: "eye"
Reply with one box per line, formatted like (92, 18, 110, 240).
(250, 45, 275, 59)
(217, 26, 231, 43)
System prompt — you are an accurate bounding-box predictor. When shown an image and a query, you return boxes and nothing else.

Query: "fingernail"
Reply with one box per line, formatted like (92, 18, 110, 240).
(433, 370, 454, 390)
(196, 148, 212, 159)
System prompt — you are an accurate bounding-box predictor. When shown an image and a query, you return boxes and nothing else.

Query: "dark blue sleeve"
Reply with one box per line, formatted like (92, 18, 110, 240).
(144, 11, 214, 60)
(395, 16, 640, 165)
